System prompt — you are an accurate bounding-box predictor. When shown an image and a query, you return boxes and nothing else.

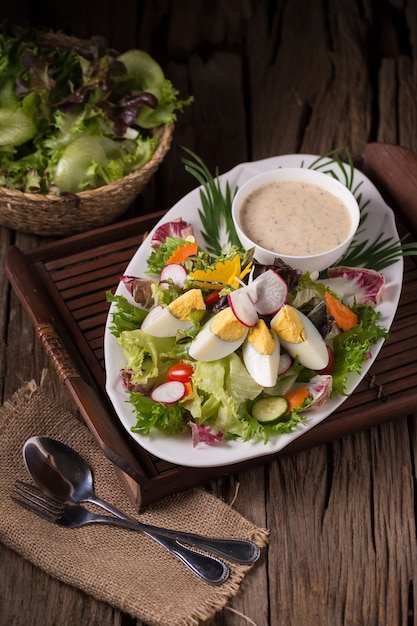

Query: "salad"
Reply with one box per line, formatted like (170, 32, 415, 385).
(0, 26, 191, 194)
(107, 217, 388, 447)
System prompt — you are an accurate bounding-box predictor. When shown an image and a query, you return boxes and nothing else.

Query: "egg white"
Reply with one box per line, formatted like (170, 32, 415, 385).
(275, 308, 329, 371)
(242, 330, 281, 386)
(188, 320, 248, 361)
(141, 305, 194, 337)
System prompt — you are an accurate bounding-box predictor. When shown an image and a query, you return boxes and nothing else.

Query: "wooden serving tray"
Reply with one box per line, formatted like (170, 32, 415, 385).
(4, 143, 417, 510)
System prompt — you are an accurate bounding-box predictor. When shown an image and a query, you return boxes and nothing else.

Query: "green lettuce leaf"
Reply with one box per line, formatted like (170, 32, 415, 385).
(0, 28, 191, 193)
(185, 353, 263, 437)
(146, 236, 194, 274)
(331, 304, 389, 395)
(106, 292, 147, 336)
(129, 392, 185, 435)
(117, 329, 176, 386)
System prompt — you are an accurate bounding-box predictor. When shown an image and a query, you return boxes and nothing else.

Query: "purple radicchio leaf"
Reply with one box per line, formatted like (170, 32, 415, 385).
(307, 375, 333, 408)
(151, 218, 195, 248)
(53, 56, 126, 113)
(188, 421, 224, 447)
(325, 266, 385, 307)
(16, 50, 54, 102)
(119, 369, 152, 393)
(120, 275, 153, 307)
(98, 92, 158, 137)
(251, 258, 301, 293)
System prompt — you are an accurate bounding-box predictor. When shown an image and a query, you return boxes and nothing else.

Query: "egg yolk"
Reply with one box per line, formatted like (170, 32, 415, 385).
(167, 289, 206, 321)
(210, 307, 247, 341)
(272, 305, 306, 343)
(247, 320, 276, 355)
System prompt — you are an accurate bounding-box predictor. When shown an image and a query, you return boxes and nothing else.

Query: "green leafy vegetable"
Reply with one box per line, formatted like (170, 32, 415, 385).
(147, 235, 196, 274)
(108, 239, 390, 444)
(117, 329, 176, 387)
(0, 26, 191, 194)
(331, 304, 389, 395)
(129, 392, 185, 435)
(106, 292, 148, 336)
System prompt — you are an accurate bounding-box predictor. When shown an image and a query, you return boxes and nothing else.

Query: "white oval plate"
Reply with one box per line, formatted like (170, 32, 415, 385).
(104, 154, 403, 468)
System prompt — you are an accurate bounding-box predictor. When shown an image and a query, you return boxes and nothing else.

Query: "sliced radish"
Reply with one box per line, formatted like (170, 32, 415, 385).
(228, 289, 259, 327)
(151, 380, 186, 404)
(159, 263, 187, 288)
(251, 270, 288, 315)
(246, 281, 259, 305)
(277, 351, 293, 375)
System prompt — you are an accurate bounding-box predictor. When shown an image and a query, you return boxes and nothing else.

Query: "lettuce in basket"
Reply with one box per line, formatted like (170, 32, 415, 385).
(0, 27, 192, 194)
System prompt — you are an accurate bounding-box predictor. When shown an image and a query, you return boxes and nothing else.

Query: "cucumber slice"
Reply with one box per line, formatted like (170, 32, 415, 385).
(252, 396, 289, 424)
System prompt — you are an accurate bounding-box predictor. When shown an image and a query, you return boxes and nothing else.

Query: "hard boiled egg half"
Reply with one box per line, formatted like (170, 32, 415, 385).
(242, 319, 280, 386)
(141, 289, 206, 337)
(188, 306, 248, 361)
(271, 304, 329, 371)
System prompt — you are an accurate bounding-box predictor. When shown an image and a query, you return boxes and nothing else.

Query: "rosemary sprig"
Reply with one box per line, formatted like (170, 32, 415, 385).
(334, 232, 417, 271)
(182, 147, 242, 255)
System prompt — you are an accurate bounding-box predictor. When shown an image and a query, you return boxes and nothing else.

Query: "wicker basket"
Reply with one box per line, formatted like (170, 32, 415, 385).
(0, 123, 173, 237)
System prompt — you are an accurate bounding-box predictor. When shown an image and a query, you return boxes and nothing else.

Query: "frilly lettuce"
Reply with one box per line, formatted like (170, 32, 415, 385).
(0, 27, 191, 193)
(331, 304, 388, 395)
(117, 329, 176, 386)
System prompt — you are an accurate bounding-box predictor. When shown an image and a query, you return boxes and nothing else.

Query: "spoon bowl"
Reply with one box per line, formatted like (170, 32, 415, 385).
(23, 436, 96, 505)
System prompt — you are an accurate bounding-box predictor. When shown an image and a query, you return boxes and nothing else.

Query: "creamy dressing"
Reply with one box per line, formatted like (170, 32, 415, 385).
(238, 180, 352, 256)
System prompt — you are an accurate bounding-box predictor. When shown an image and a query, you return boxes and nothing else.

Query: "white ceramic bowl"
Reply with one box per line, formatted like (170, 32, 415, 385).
(232, 167, 360, 272)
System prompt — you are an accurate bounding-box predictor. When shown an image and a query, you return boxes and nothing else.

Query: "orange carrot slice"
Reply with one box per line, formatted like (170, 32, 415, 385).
(284, 386, 310, 413)
(167, 241, 198, 265)
(325, 291, 358, 332)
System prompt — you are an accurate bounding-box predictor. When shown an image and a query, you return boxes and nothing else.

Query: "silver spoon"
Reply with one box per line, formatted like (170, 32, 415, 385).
(12, 480, 229, 585)
(23, 436, 260, 565)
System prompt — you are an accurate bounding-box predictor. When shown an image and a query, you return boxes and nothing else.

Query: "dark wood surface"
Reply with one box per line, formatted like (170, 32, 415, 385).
(1, 1, 417, 625)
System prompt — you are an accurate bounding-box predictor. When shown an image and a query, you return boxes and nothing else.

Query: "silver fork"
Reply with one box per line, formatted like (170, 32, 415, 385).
(12, 480, 230, 585)
(12, 480, 259, 564)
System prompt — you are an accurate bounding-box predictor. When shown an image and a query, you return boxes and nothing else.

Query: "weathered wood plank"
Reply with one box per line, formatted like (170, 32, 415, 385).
(0, 227, 12, 401)
(265, 421, 417, 625)
(247, 0, 331, 158)
(208, 468, 270, 626)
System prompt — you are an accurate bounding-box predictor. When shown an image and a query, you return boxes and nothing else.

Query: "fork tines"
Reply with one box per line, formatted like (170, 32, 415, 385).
(12, 480, 64, 521)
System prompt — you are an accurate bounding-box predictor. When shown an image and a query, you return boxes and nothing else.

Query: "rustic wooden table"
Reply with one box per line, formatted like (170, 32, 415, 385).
(1, 1, 417, 625)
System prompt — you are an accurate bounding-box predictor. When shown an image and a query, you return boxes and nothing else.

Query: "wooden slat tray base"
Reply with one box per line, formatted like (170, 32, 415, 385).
(5, 143, 417, 510)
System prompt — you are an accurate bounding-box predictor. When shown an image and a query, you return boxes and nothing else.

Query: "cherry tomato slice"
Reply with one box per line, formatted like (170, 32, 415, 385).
(317, 345, 335, 375)
(204, 292, 220, 306)
(167, 362, 194, 383)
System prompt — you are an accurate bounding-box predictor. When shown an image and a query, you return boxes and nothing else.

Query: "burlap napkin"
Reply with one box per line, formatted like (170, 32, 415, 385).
(0, 379, 269, 626)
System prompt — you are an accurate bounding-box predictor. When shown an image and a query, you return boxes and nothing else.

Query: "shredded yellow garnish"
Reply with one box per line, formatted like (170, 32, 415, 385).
(189, 254, 252, 291)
